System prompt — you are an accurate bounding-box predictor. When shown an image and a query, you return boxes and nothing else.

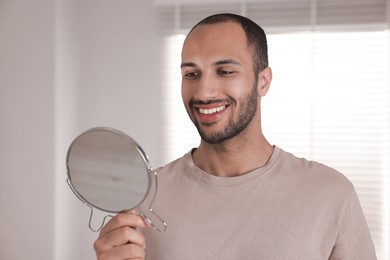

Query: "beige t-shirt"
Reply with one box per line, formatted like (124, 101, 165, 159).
(142, 146, 376, 259)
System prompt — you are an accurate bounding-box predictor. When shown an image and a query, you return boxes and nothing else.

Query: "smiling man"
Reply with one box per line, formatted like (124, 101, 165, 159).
(180, 18, 273, 177)
(93, 13, 376, 260)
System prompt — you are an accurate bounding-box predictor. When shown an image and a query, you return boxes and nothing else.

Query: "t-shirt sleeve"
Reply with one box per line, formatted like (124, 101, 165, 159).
(329, 185, 377, 259)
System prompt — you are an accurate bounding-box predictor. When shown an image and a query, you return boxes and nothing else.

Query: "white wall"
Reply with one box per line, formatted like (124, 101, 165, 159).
(0, 0, 161, 259)
(0, 0, 55, 259)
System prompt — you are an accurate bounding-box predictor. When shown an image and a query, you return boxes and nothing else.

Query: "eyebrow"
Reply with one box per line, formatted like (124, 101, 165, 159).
(214, 59, 241, 66)
(180, 59, 241, 69)
(180, 62, 197, 69)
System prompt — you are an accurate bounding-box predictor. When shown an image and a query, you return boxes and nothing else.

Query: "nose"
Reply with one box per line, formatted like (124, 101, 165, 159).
(194, 72, 219, 101)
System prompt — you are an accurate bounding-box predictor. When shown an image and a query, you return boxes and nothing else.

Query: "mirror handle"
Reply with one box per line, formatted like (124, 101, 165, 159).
(138, 170, 167, 233)
(88, 207, 113, 232)
(138, 209, 167, 233)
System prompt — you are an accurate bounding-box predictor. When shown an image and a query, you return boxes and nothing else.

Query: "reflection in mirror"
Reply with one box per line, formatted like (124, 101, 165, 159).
(66, 127, 166, 232)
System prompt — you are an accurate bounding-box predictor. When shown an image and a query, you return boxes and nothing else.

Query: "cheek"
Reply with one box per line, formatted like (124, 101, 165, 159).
(224, 78, 254, 97)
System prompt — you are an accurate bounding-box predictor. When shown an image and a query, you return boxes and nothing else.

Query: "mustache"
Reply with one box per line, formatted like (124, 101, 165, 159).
(190, 98, 232, 106)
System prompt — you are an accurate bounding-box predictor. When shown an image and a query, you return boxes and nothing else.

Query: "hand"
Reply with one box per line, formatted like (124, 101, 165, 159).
(94, 210, 148, 260)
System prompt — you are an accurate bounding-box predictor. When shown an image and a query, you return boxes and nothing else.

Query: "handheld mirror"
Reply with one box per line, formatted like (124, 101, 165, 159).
(66, 127, 167, 232)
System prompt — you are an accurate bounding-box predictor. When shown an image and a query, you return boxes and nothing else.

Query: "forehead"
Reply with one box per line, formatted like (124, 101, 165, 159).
(182, 22, 251, 63)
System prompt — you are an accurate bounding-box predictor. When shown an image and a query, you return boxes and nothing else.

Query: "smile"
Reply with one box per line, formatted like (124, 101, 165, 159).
(199, 105, 226, 115)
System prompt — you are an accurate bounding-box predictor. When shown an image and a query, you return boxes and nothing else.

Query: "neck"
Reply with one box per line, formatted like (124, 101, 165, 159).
(192, 132, 274, 177)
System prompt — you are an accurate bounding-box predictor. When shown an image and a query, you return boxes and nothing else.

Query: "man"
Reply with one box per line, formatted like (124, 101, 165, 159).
(93, 13, 376, 259)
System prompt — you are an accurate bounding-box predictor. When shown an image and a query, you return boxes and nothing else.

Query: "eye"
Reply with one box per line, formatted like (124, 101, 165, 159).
(217, 69, 236, 76)
(183, 71, 200, 80)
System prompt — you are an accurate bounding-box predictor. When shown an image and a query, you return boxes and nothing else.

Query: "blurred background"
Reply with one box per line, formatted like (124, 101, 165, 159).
(0, 0, 389, 259)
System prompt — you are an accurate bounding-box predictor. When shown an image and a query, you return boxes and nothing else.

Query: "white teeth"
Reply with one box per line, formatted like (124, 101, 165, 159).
(199, 106, 225, 115)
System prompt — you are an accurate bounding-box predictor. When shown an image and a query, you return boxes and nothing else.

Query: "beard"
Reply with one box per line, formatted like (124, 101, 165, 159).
(188, 80, 259, 144)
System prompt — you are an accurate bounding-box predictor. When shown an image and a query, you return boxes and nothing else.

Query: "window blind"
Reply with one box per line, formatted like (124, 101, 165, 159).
(156, 1, 390, 259)
(156, 0, 389, 32)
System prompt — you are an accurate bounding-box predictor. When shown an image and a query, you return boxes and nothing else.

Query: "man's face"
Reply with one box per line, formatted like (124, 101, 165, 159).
(181, 22, 259, 144)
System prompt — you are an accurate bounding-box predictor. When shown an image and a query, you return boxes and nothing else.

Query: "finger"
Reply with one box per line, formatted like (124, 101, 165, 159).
(96, 242, 145, 260)
(99, 211, 146, 238)
(95, 225, 146, 254)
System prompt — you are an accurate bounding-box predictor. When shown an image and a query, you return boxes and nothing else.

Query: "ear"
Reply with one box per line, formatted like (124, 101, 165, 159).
(257, 67, 272, 97)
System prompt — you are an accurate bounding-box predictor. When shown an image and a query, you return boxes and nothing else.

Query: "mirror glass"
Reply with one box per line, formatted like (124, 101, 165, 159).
(66, 127, 166, 232)
(67, 127, 149, 212)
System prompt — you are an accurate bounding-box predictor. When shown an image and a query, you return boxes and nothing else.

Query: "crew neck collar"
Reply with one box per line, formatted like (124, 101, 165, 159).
(185, 146, 280, 187)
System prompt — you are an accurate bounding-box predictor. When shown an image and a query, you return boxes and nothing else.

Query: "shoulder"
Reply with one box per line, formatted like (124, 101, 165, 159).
(276, 147, 355, 196)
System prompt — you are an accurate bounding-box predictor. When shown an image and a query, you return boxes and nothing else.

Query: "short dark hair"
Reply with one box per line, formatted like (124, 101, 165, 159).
(187, 13, 268, 75)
